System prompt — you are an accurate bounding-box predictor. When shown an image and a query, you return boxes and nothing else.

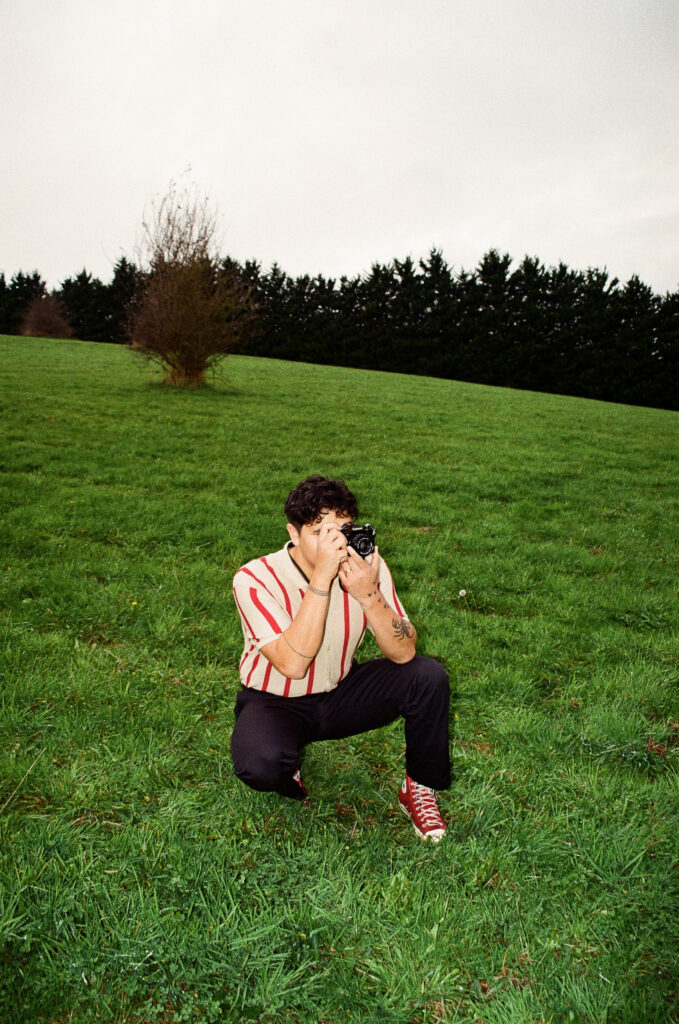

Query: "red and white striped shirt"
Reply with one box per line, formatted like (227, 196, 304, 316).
(233, 543, 409, 697)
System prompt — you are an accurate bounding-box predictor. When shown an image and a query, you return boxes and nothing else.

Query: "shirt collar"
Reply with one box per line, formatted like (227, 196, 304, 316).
(286, 541, 310, 583)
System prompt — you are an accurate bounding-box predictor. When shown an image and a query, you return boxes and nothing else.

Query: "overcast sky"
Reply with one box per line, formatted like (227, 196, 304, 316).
(2, 0, 678, 294)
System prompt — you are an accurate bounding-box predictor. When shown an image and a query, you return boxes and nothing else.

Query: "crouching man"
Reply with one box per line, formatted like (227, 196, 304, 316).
(231, 475, 451, 841)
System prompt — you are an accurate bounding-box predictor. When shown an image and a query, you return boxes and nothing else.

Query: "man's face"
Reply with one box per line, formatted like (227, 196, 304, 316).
(287, 508, 352, 575)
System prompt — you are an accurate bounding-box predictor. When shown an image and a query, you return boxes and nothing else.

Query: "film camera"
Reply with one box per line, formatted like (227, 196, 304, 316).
(340, 522, 377, 558)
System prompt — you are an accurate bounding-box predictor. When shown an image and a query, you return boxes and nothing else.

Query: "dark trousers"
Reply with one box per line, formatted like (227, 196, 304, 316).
(231, 655, 451, 800)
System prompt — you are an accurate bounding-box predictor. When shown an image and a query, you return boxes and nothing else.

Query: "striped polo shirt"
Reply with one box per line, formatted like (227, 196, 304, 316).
(232, 543, 409, 698)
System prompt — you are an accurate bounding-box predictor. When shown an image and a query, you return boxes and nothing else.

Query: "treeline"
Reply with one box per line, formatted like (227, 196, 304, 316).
(0, 258, 139, 346)
(2, 249, 677, 410)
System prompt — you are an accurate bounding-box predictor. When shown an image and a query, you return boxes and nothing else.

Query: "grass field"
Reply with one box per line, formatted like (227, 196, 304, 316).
(1, 335, 678, 1024)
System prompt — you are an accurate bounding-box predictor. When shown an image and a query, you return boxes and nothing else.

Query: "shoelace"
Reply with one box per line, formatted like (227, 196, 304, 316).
(411, 782, 445, 829)
(293, 769, 310, 805)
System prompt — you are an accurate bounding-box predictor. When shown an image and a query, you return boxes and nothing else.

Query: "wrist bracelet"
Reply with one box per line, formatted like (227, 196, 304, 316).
(308, 584, 330, 597)
(282, 633, 315, 659)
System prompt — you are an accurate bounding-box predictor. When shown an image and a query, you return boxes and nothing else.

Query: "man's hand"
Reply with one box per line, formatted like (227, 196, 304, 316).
(337, 545, 381, 605)
(339, 546, 417, 663)
(314, 522, 349, 585)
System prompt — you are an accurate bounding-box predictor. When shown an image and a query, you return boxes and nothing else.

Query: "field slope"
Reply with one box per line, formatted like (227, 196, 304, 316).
(1, 335, 678, 1024)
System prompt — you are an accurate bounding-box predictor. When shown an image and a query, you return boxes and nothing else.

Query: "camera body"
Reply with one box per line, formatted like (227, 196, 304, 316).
(340, 522, 376, 558)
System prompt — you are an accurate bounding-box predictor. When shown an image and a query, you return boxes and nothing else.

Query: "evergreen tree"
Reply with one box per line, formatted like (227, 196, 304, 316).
(0, 274, 7, 334)
(251, 263, 293, 360)
(655, 290, 679, 410)
(58, 270, 110, 343)
(511, 256, 551, 391)
(416, 250, 456, 376)
(105, 257, 142, 344)
(0, 271, 46, 335)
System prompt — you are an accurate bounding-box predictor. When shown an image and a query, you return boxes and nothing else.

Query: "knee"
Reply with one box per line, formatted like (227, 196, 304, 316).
(412, 656, 449, 700)
(232, 745, 290, 793)
(415, 655, 448, 685)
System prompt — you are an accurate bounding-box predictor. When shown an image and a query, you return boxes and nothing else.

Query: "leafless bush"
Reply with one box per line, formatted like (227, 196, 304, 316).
(21, 294, 73, 339)
(129, 182, 256, 385)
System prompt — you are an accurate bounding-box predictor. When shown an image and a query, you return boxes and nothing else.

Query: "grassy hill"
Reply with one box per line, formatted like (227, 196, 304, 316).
(2, 335, 678, 1024)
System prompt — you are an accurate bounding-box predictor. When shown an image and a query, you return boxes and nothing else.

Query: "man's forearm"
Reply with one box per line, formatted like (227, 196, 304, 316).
(261, 569, 333, 678)
(360, 586, 417, 663)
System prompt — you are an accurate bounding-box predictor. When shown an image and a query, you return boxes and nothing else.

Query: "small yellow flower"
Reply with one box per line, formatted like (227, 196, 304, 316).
(131, 601, 137, 606)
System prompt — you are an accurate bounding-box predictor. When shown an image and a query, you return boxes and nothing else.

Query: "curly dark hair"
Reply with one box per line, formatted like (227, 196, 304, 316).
(284, 475, 359, 529)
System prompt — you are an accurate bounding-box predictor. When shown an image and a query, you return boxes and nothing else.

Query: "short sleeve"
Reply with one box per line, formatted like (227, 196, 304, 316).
(377, 558, 409, 620)
(233, 567, 292, 651)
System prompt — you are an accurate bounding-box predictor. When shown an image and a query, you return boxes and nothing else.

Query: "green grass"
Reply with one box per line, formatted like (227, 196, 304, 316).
(1, 335, 678, 1024)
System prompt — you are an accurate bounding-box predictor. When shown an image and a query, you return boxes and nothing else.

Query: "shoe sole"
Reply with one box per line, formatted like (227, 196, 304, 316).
(399, 799, 445, 842)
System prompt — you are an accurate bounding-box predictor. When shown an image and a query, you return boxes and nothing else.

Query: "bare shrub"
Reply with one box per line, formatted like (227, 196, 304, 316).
(129, 182, 256, 385)
(21, 294, 73, 339)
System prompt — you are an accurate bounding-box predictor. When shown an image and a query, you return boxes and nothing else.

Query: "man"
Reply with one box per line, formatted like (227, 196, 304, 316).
(231, 475, 451, 841)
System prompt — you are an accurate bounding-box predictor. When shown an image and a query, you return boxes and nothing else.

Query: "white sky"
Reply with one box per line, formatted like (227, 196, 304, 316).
(2, 0, 678, 293)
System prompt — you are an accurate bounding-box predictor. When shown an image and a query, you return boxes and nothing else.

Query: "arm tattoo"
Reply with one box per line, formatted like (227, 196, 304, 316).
(392, 617, 414, 640)
(365, 586, 387, 608)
